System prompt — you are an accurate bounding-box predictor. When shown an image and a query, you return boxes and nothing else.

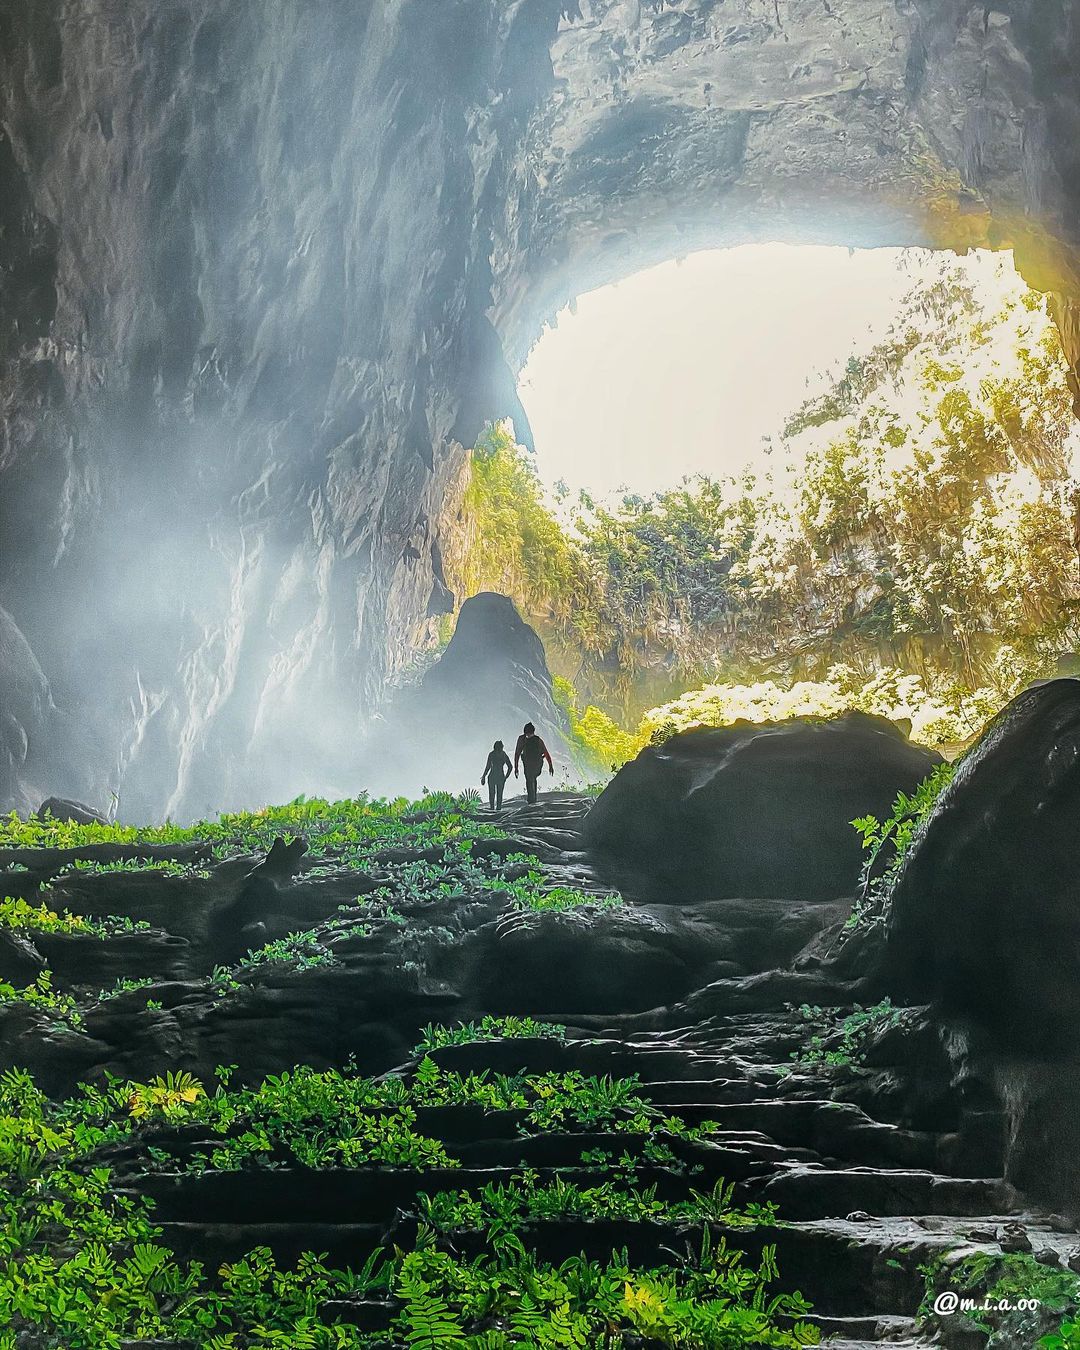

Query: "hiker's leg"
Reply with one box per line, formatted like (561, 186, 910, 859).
(488, 780, 497, 810)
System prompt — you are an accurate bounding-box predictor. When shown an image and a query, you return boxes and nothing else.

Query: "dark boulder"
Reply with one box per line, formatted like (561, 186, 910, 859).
(36, 796, 109, 826)
(884, 679, 1080, 1047)
(880, 681, 1080, 1215)
(582, 713, 941, 902)
(0, 928, 45, 984)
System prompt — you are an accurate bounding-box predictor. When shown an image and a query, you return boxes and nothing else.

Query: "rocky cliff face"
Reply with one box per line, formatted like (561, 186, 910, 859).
(361, 592, 574, 799)
(2, 1, 1079, 818)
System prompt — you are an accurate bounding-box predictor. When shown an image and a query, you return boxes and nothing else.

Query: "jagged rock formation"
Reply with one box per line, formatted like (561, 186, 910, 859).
(584, 712, 941, 902)
(360, 592, 573, 797)
(2, 2, 1080, 816)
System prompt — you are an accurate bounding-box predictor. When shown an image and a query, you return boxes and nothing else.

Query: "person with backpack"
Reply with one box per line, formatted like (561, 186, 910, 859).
(514, 721, 553, 804)
(480, 739, 513, 811)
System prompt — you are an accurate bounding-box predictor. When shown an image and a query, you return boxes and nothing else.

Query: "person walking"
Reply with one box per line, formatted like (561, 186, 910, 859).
(480, 740, 512, 811)
(514, 721, 553, 804)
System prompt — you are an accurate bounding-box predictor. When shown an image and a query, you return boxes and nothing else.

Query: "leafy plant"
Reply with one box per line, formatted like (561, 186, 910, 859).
(0, 970, 83, 1028)
(792, 999, 904, 1068)
(127, 1070, 205, 1119)
(1043, 1319, 1080, 1349)
(848, 762, 956, 928)
(414, 1016, 567, 1054)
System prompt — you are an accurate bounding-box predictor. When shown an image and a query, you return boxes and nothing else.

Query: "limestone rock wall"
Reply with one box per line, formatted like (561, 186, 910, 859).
(1, 0, 1079, 819)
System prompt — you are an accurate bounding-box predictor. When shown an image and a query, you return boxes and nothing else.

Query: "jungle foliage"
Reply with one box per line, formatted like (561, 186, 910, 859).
(0, 1052, 818, 1348)
(446, 263, 1080, 764)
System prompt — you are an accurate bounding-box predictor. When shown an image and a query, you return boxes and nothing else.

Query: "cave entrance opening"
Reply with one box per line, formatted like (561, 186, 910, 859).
(443, 242, 1080, 768)
(516, 243, 1053, 504)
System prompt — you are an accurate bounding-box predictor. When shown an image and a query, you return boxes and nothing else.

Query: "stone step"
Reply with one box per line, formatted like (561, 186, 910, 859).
(813, 1313, 921, 1343)
(761, 1164, 1015, 1219)
(159, 1221, 382, 1268)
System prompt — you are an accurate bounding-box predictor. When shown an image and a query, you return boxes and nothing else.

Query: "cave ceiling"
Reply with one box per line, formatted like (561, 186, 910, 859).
(0, 0, 1078, 818)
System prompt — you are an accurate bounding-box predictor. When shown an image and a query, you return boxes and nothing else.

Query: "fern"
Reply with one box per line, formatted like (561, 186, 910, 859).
(398, 1287, 468, 1349)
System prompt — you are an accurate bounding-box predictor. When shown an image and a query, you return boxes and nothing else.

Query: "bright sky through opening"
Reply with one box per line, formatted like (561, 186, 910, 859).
(517, 243, 1019, 500)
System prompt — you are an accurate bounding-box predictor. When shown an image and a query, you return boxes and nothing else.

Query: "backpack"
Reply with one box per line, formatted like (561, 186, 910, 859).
(521, 734, 545, 770)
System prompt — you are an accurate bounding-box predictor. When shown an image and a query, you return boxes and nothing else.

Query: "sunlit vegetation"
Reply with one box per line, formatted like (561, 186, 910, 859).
(0, 795, 618, 1053)
(0, 1052, 819, 1347)
(413, 1016, 567, 1054)
(0, 779, 833, 1346)
(0, 790, 501, 854)
(0, 971, 83, 1029)
(446, 264, 1080, 760)
(849, 761, 957, 929)
(0, 896, 148, 939)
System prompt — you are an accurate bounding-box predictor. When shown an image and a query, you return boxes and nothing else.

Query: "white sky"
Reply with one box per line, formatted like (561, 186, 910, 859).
(517, 243, 1018, 500)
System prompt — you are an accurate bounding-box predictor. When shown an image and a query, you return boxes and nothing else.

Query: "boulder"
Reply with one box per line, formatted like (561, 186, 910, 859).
(884, 679, 1080, 1046)
(582, 713, 941, 902)
(0, 928, 45, 984)
(36, 796, 109, 826)
(880, 681, 1080, 1215)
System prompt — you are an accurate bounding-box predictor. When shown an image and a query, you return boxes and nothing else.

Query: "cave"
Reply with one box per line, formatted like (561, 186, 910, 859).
(2, 1, 1080, 818)
(4, 8, 1080, 1346)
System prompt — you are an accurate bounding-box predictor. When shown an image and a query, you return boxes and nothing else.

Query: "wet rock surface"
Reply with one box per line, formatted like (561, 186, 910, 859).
(583, 712, 941, 901)
(4, 784, 1078, 1345)
(0, 606, 52, 814)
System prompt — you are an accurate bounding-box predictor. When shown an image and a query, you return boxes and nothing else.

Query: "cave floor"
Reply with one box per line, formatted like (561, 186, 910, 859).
(1, 791, 1074, 1347)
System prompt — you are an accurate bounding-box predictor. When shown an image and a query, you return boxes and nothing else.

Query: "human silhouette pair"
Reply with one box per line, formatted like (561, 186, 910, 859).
(480, 721, 554, 808)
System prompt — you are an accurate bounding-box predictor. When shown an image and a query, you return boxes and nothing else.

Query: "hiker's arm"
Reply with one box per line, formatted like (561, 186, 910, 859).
(543, 743, 553, 772)
(514, 739, 522, 774)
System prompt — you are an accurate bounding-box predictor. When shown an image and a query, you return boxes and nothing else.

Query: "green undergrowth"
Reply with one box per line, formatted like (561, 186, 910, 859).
(1, 896, 148, 938)
(416, 1174, 778, 1237)
(414, 1017, 567, 1054)
(126, 1058, 730, 1175)
(0, 971, 83, 1029)
(847, 761, 956, 931)
(790, 999, 904, 1069)
(921, 1249, 1080, 1346)
(0, 791, 501, 854)
(0, 1051, 820, 1348)
(0, 792, 621, 1036)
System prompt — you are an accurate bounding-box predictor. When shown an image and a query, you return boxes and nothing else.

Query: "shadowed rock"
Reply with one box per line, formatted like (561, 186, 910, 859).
(885, 679, 1080, 1043)
(582, 713, 941, 902)
(361, 593, 572, 797)
(36, 796, 109, 826)
(881, 679, 1080, 1216)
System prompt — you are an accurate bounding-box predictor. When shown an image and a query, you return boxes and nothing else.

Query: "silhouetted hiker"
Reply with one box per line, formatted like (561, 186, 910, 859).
(514, 721, 553, 804)
(481, 740, 512, 811)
